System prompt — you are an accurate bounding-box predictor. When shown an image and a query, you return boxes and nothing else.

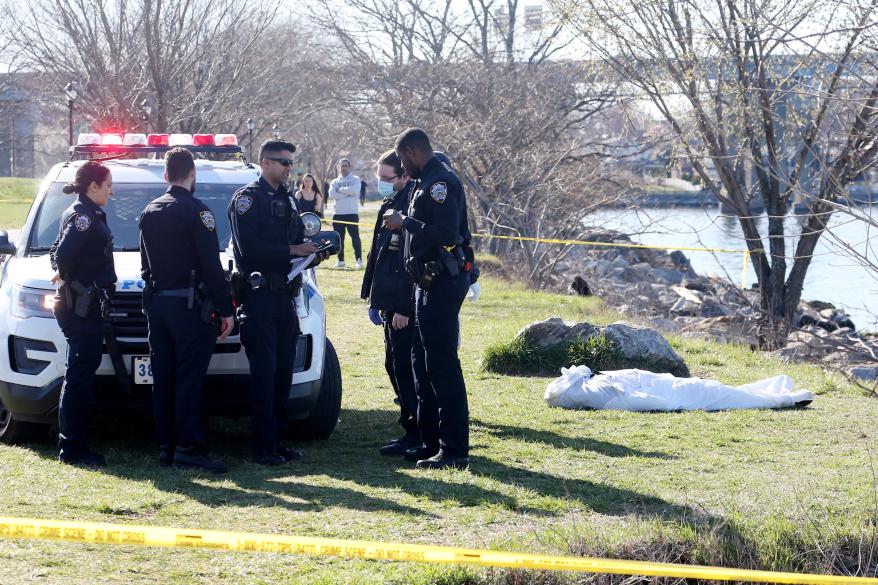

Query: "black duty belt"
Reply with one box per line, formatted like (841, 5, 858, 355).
(153, 289, 189, 298)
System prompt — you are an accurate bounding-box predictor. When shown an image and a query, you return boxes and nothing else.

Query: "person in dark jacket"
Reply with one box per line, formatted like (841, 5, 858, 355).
(49, 161, 117, 467)
(384, 128, 471, 470)
(361, 149, 419, 456)
(229, 140, 327, 466)
(140, 148, 235, 473)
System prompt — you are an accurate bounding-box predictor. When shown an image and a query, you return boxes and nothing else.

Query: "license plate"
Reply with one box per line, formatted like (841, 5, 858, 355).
(133, 356, 153, 385)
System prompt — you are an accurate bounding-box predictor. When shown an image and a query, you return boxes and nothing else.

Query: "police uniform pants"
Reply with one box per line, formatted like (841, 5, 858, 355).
(145, 297, 216, 450)
(54, 304, 104, 456)
(411, 271, 470, 458)
(383, 314, 418, 438)
(239, 287, 298, 455)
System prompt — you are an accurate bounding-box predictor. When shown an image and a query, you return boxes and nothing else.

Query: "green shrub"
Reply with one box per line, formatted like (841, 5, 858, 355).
(482, 334, 622, 376)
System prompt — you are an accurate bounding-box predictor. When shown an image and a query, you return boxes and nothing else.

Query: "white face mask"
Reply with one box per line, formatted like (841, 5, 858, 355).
(377, 180, 396, 198)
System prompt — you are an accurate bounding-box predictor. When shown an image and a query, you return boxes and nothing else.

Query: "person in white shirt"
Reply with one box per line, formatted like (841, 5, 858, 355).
(329, 158, 363, 268)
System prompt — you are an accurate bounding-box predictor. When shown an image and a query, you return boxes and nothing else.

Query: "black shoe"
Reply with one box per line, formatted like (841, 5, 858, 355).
(380, 433, 420, 456)
(159, 445, 174, 467)
(275, 443, 303, 463)
(416, 450, 470, 470)
(59, 449, 107, 468)
(404, 446, 438, 462)
(254, 451, 286, 467)
(173, 447, 227, 474)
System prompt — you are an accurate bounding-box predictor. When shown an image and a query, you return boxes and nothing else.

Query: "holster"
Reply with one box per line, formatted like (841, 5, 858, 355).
(439, 248, 459, 277)
(196, 283, 216, 325)
(406, 259, 442, 290)
(69, 281, 95, 318)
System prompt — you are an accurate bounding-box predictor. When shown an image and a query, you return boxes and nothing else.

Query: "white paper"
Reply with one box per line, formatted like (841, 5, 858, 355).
(287, 253, 316, 282)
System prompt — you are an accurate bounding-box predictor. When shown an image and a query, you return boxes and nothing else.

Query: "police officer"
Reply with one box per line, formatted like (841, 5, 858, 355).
(383, 128, 471, 470)
(50, 161, 117, 467)
(229, 139, 326, 466)
(361, 149, 419, 456)
(140, 148, 234, 473)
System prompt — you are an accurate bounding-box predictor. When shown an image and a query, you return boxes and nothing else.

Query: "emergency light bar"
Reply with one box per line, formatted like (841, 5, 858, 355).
(70, 132, 244, 158)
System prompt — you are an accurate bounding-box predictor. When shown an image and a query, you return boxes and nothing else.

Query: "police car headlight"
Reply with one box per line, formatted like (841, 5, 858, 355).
(295, 286, 312, 319)
(12, 285, 55, 319)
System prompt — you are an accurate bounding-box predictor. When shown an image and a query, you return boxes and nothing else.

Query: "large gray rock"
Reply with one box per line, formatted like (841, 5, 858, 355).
(602, 321, 690, 377)
(700, 297, 730, 318)
(515, 317, 597, 349)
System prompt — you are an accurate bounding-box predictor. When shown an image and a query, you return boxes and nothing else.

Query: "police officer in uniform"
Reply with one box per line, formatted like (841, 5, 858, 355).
(229, 140, 325, 466)
(50, 161, 117, 467)
(139, 148, 234, 473)
(383, 128, 471, 470)
(361, 149, 419, 456)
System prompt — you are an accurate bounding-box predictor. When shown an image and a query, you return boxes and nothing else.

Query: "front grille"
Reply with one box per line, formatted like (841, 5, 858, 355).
(106, 292, 148, 338)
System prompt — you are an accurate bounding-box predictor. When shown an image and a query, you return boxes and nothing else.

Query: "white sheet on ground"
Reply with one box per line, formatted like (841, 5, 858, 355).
(544, 365, 814, 411)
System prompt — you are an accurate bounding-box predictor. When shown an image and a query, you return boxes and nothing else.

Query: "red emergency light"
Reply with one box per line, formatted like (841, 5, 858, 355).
(147, 133, 170, 146)
(192, 134, 216, 146)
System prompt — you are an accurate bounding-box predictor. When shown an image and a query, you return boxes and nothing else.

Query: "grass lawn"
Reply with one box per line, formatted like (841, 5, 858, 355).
(0, 226, 876, 584)
(0, 177, 40, 230)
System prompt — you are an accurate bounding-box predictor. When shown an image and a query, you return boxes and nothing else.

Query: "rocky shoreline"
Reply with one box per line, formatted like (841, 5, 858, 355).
(553, 229, 878, 383)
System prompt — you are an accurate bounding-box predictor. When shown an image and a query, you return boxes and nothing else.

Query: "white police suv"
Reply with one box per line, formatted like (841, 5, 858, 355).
(0, 132, 342, 443)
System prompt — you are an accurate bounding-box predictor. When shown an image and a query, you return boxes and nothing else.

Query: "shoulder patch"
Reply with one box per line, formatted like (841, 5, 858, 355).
(74, 214, 91, 231)
(430, 182, 448, 203)
(199, 210, 216, 231)
(236, 195, 253, 215)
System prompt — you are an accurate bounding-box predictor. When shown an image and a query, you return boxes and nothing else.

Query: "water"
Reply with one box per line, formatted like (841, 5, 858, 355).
(587, 207, 878, 330)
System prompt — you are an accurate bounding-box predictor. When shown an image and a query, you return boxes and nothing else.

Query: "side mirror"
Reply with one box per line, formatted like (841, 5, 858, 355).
(0, 230, 16, 256)
(300, 212, 322, 238)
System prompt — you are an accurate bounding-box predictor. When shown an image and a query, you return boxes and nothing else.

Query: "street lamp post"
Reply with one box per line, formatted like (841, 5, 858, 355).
(64, 83, 78, 147)
(140, 98, 152, 131)
(246, 118, 255, 156)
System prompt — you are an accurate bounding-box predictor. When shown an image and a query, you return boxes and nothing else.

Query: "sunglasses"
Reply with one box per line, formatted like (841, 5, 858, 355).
(265, 157, 294, 167)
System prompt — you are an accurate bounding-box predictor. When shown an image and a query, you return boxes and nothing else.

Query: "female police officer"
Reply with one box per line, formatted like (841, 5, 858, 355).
(50, 161, 117, 467)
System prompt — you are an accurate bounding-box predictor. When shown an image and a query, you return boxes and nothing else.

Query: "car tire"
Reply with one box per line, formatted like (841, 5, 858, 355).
(0, 397, 46, 444)
(287, 338, 342, 441)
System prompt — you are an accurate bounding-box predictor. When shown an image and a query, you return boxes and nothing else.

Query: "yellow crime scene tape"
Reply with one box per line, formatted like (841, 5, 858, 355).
(322, 218, 756, 288)
(0, 517, 875, 584)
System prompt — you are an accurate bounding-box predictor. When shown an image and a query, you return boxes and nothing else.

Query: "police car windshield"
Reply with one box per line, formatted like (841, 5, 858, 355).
(28, 183, 235, 253)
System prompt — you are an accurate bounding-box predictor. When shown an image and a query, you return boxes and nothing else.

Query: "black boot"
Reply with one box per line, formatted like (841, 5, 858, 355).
(275, 443, 303, 463)
(59, 448, 107, 468)
(380, 432, 420, 456)
(404, 445, 438, 462)
(254, 450, 286, 467)
(159, 445, 174, 467)
(416, 449, 469, 470)
(173, 446, 227, 474)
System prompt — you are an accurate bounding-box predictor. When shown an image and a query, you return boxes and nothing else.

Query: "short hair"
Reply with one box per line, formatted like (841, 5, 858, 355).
(395, 127, 432, 154)
(338, 158, 351, 166)
(259, 139, 296, 160)
(165, 147, 195, 183)
(377, 149, 403, 177)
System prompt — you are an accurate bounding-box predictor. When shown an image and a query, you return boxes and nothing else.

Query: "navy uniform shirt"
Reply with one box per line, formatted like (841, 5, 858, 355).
(402, 155, 465, 262)
(50, 195, 117, 288)
(139, 185, 233, 317)
(228, 176, 304, 276)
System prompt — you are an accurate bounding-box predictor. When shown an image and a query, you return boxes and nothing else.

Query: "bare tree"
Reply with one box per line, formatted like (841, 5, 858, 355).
(310, 0, 625, 286)
(6, 0, 278, 132)
(553, 0, 878, 346)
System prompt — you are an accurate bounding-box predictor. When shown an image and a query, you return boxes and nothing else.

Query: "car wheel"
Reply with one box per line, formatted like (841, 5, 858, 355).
(0, 396, 45, 444)
(287, 338, 342, 441)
